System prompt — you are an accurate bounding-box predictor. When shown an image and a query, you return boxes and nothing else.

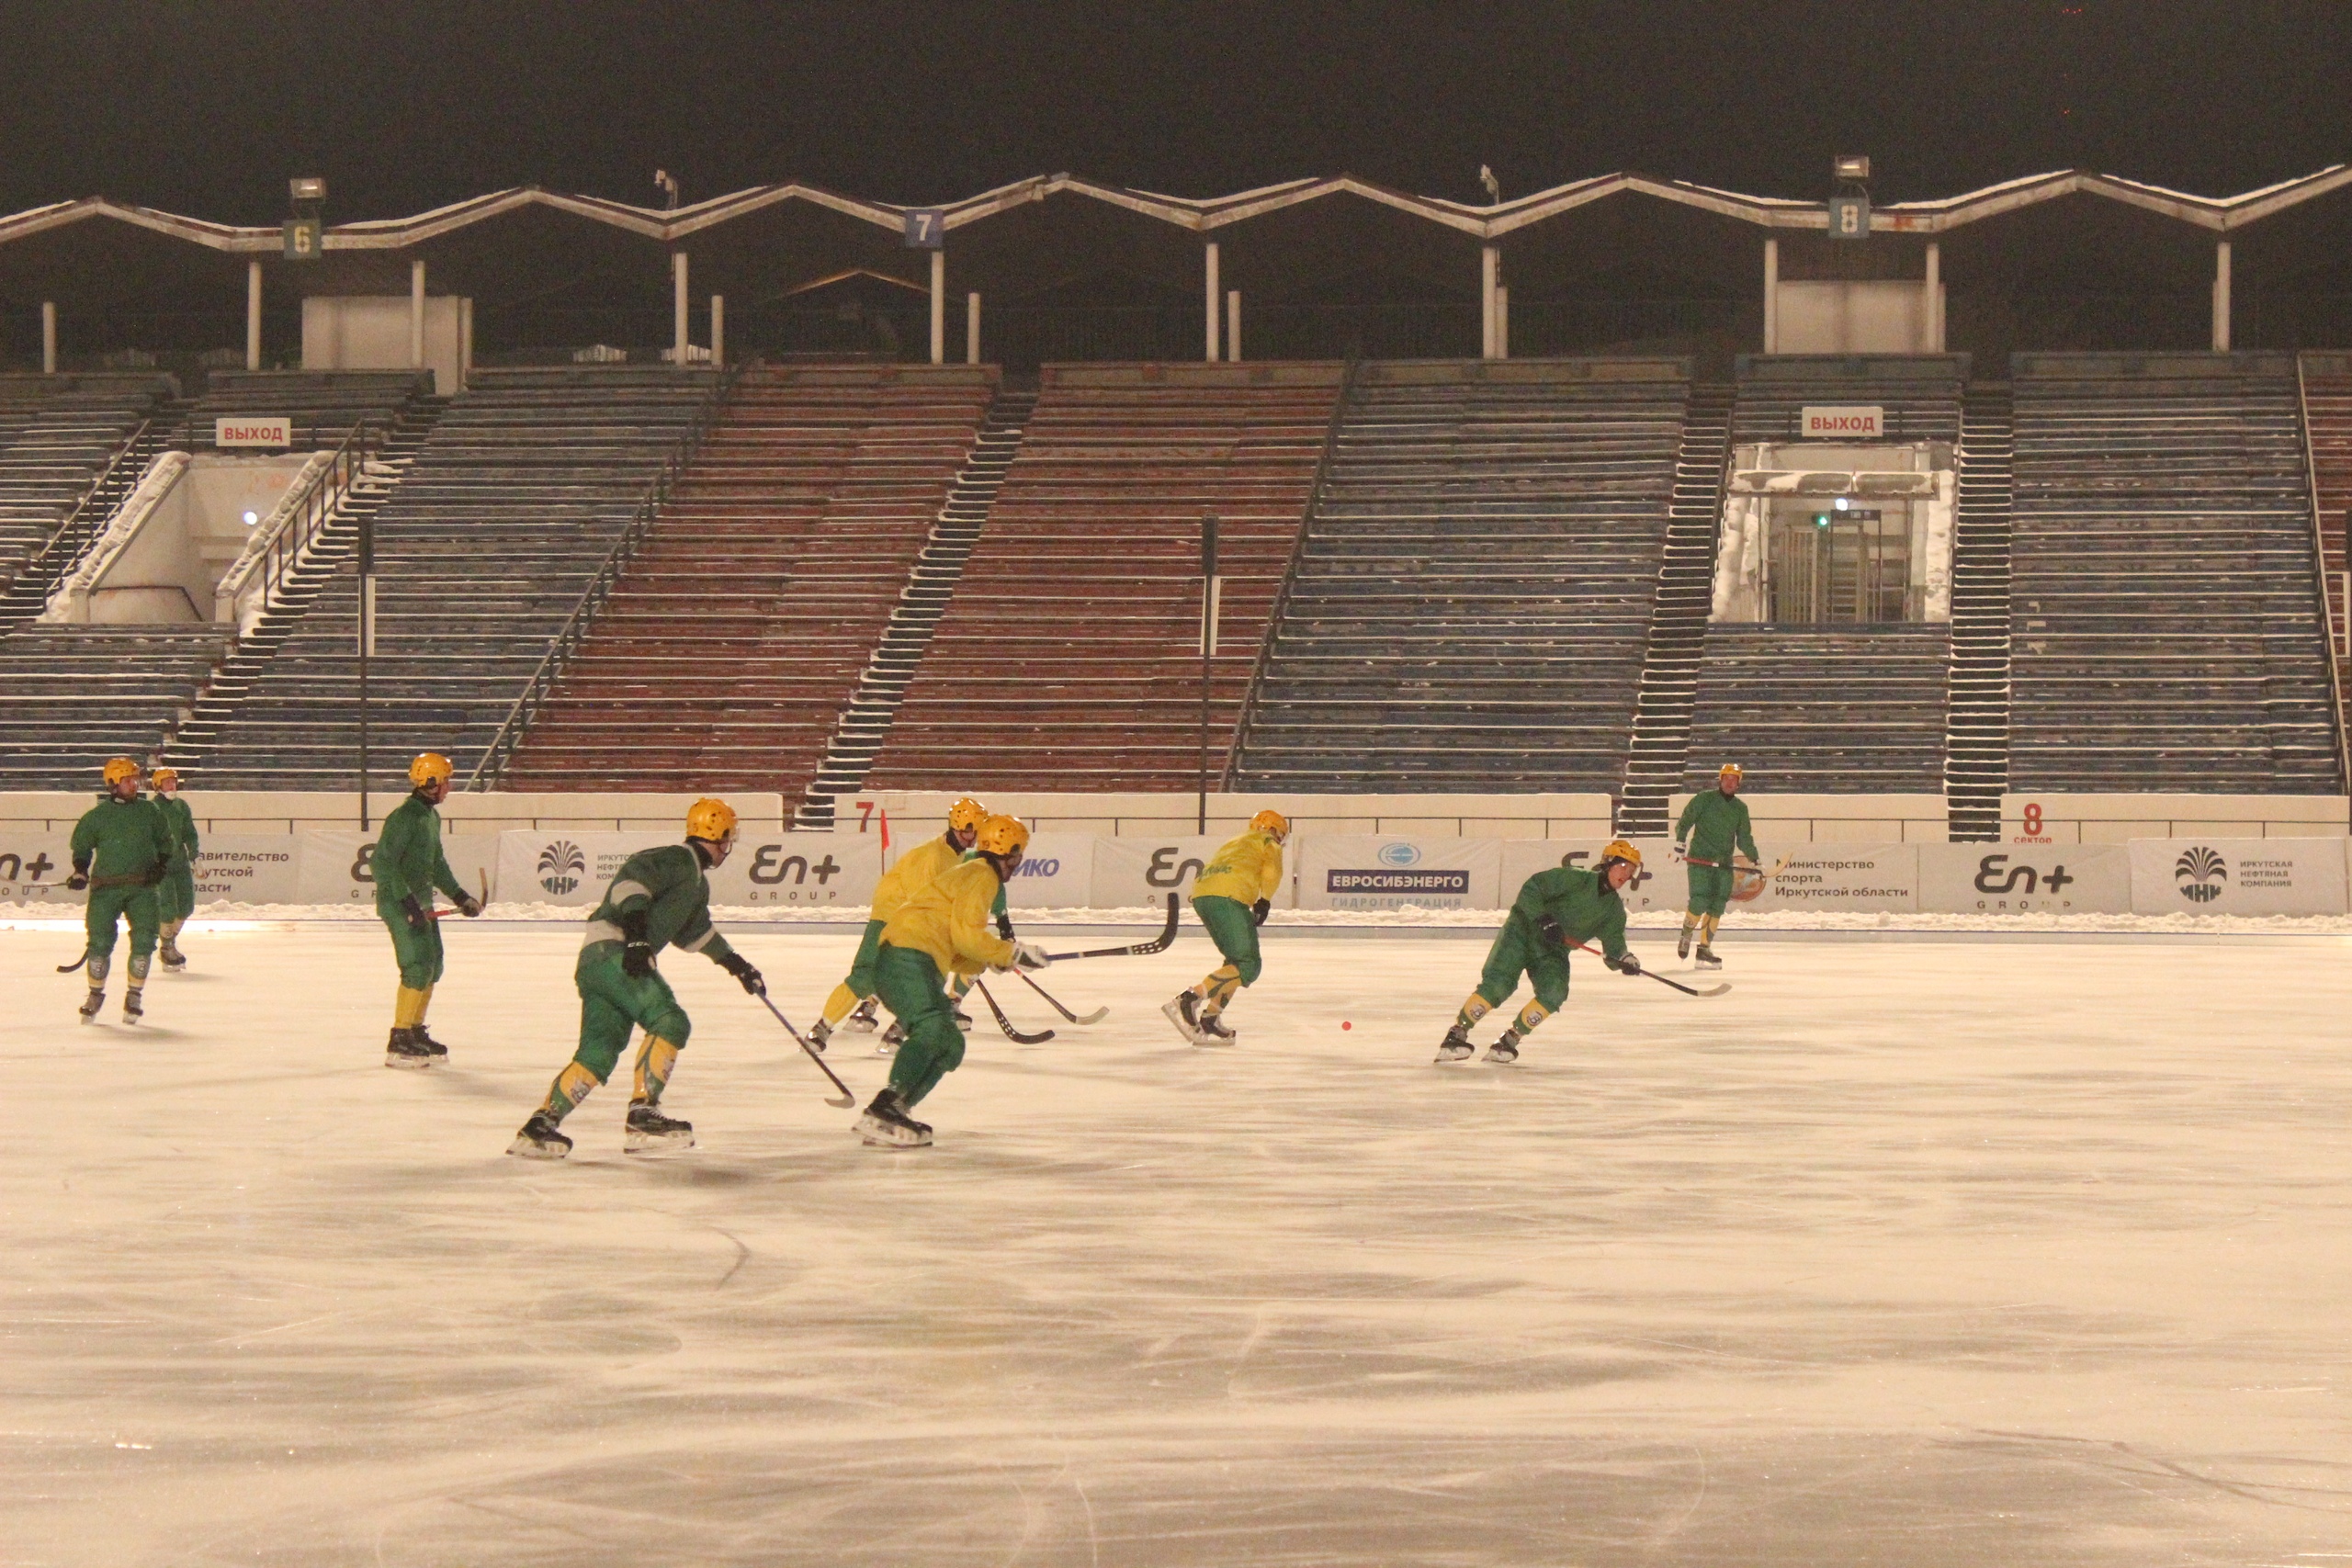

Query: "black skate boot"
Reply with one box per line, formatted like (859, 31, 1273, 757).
(808, 1019, 833, 1054)
(79, 988, 105, 1025)
(411, 1022, 450, 1061)
(1484, 1030, 1521, 1066)
(1693, 945, 1723, 970)
(1193, 1010, 1238, 1047)
(384, 1027, 435, 1070)
(877, 1020, 905, 1055)
(1434, 1023, 1475, 1063)
(855, 1089, 933, 1148)
(1160, 990, 1204, 1044)
(122, 988, 144, 1024)
(949, 998, 974, 1029)
(625, 1101, 695, 1154)
(1677, 924, 1693, 961)
(844, 997, 880, 1033)
(507, 1111, 572, 1160)
(160, 936, 187, 972)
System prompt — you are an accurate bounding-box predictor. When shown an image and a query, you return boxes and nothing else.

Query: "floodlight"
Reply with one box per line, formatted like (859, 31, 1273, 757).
(1835, 496, 1851, 511)
(289, 177, 326, 202)
(1833, 155, 1870, 181)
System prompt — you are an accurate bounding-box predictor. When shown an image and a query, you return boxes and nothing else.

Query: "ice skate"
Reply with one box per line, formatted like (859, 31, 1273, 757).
(507, 1111, 572, 1160)
(808, 1019, 832, 1054)
(1694, 945, 1723, 970)
(1434, 1023, 1475, 1063)
(950, 1001, 974, 1029)
(842, 998, 879, 1033)
(411, 1023, 450, 1061)
(1677, 925, 1693, 961)
(877, 1021, 905, 1055)
(78, 989, 105, 1025)
(384, 1027, 435, 1070)
(625, 1102, 695, 1154)
(121, 989, 144, 1024)
(1193, 1011, 1237, 1048)
(160, 937, 187, 972)
(1160, 991, 1204, 1044)
(1485, 1032, 1521, 1066)
(855, 1089, 933, 1148)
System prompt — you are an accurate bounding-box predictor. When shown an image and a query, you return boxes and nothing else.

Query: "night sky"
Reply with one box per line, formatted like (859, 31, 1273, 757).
(3, 1, 2348, 221)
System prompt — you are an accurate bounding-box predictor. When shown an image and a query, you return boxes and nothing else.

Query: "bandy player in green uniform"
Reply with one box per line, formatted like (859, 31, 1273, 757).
(377, 752, 482, 1067)
(1436, 840, 1644, 1064)
(148, 766, 198, 971)
(508, 797, 766, 1160)
(65, 757, 172, 1023)
(1675, 761, 1759, 970)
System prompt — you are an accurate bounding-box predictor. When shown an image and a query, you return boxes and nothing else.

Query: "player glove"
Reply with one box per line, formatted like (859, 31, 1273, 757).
(144, 858, 168, 886)
(1535, 915, 1565, 947)
(66, 868, 88, 891)
(718, 952, 765, 996)
(1012, 940, 1050, 971)
(457, 892, 483, 918)
(620, 909, 655, 977)
(995, 912, 1015, 941)
(1251, 897, 1271, 927)
(1611, 952, 1641, 976)
(401, 895, 432, 931)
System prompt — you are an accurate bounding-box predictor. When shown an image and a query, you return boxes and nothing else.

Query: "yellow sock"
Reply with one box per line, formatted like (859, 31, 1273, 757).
(417, 982, 435, 1022)
(820, 981, 864, 1026)
(1194, 964, 1240, 1002)
(1680, 912, 1700, 934)
(1510, 999, 1551, 1035)
(630, 1035, 681, 1107)
(393, 986, 429, 1029)
(1455, 994, 1492, 1028)
(1701, 914, 1721, 944)
(542, 1061, 601, 1121)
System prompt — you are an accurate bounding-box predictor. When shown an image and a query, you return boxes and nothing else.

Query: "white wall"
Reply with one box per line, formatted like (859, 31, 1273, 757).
(1775, 280, 1942, 354)
(301, 296, 466, 395)
(40, 453, 311, 625)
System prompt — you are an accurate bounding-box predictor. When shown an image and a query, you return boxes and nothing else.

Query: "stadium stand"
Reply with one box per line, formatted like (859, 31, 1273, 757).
(0, 626, 230, 789)
(0, 372, 175, 615)
(167, 367, 723, 790)
(1230, 358, 1685, 792)
(1945, 379, 2017, 837)
(864, 362, 1343, 792)
(176, 370, 430, 451)
(2298, 352, 2352, 785)
(2007, 352, 2344, 794)
(500, 364, 997, 793)
(1670, 355, 1967, 794)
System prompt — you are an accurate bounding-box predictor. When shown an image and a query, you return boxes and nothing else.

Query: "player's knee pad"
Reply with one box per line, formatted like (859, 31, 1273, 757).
(643, 1004, 692, 1049)
(86, 953, 110, 985)
(128, 953, 152, 983)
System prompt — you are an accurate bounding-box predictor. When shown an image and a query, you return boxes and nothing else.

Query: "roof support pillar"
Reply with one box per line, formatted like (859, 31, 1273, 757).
(458, 297, 473, 386)
(1204, 243, 1221, 361)
(246, 259, 263, 370)
(40, 300, 56, 375)
(1763, 239, 1780, 354)
(1481, 245, 1499, 359)
(930, 249, 945, 364)
(710, 294, 724, 369)
(1924, 243, 1942, 352)
(410, 258, 426, 369)
(672, 252, 689, 366)
(967, 291, 981, 365)
(1226, 290, 1241, 362)
(1496, 284, 1510, 359)
(2212, 241, 2233, 353)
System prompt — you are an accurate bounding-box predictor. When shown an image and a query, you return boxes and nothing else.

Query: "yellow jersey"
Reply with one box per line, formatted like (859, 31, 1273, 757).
(872, 833, 965, 924)
(1193, 828, 1283, 904)
(881, 857, 1015, 976)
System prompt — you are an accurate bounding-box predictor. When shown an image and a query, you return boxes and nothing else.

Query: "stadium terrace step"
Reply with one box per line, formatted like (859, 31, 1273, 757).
(1945, 379, 2015, 840)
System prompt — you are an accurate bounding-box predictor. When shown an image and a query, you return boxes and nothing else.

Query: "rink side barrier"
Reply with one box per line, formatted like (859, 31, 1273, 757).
(2, 816, 2348, 918)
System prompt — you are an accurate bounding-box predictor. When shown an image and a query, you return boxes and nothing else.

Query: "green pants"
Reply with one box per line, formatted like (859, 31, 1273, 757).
(572, 943, 694, 1081)
(1193, 894, 1263, 985)
(876, 943, 964, 1108)
(378, 900, 446, 990)
(86, 883, 160, 962)
(1685, 863, 1734, 918)
(157, 863, 196, 925)
(1471, 911, 1570, 1012)
(844, 918, 886, 997)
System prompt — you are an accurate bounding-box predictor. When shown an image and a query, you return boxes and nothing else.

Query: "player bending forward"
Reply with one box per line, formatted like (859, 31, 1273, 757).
(149, 767, 198, 971)
(66, 758, 172, 1023)
(857, 813, 1049, 1148)
(375, 753, 482, 1067)
(1161, 809, 1289, 1046)
(1437, 840, 1644, 1064)
(1676, 761, 1759, 970)
(809, 795, 995, 1055)
(510, 798, 766, 1160)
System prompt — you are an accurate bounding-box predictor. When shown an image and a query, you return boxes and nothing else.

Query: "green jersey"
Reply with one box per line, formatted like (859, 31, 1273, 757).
(1510, 865, 1628, 960)
(151, 794, 198, 868)
(582, 842, 736, 964)
(1676, 788, 1758, 866)
(71, 795, 172, 885)
(374, 792, 463, 911)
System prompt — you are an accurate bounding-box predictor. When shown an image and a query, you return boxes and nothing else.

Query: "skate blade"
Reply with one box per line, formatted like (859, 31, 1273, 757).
(1159, 1001, 1200, 1044)
(855, 1115, 932, 1149)
(1433, 1049, 1474, 1064)
(506, 1136, 570, 1160)
(1191, 1033, 1236, 1048)
(383, 1054, 435, 1071)
(1483, 1053, 1521, 1067)
(874, 1040, 899, 1056)
(624, 1129, 696, 1155)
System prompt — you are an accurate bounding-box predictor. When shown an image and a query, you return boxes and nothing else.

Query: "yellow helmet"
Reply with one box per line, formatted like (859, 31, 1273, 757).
(150, 767, 180, 790)
(947, 796, 989, 833)
(102, 757, 141, 785)
(973, 813, 1030, 859)
(409, 752, 455, 787)
(685, 797, 739, 843)
(1718, 762, 1744, 782)
(1250, 808, 1291, 842)
(1600, 838, 1643, 870)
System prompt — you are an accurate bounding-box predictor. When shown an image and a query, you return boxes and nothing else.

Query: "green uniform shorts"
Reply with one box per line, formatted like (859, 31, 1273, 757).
(85, 883, 160, 960)
(1192, 894, 1262, 986)
(1685, 863, 1735, 919)
(572, 943, 694, 1082)
(378, 901, 447, 990)
(1472, 910, 1571, 1012)
(157, 863, 196, 925)
(875, 942, 964, 1109)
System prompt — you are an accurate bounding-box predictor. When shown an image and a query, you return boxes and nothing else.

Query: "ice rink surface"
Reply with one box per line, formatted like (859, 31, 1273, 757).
(6, 920, 2352, 1566)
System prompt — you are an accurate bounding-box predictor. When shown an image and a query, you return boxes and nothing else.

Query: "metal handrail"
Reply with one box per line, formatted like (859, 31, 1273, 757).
(466, 364, 742, 790)
(4, 416, 155, 607)
(2294, 354, 2352, 814)
(220, 422, 377, 626)
(1219, 355, 1359, 790)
